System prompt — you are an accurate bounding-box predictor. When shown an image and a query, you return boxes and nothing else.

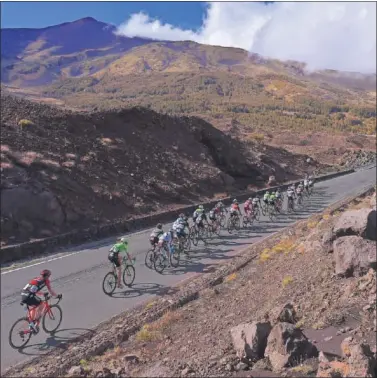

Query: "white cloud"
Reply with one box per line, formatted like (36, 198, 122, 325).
(116, 2, 376, 73)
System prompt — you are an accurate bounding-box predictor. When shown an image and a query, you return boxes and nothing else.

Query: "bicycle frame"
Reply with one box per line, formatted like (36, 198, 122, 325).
(23, 298, 52, 333)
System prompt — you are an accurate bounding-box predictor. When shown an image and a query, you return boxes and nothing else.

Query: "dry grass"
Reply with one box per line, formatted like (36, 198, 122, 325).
(135, 310, 181, 342)
(18, 119, 34, 129)
(224, 272, 237, 282)
(290, 363, 316, 374)
(282, 275, 294, 287)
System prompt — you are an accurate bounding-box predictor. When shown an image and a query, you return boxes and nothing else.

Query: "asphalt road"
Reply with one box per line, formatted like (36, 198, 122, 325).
(1, 167, 375, 372)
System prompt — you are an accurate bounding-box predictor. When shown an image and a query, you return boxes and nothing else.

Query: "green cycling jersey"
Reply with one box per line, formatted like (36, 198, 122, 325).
(111, 242, 128, 254)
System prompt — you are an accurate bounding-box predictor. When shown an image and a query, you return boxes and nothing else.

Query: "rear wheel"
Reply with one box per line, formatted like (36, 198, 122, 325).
(102, 271, 117, 295)
(9, 318, 32, 349)
(170, 244, 180, 267)
(42, 304, 63, 334)
(154, 252, 167, 274)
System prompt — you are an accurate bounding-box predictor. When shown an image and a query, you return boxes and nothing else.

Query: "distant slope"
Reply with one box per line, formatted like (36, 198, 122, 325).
(1, 17, 153, 86)
(1, 18, 376, 138)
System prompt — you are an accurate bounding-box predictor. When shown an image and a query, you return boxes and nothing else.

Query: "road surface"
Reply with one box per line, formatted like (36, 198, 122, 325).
(1, 167, 375, 372)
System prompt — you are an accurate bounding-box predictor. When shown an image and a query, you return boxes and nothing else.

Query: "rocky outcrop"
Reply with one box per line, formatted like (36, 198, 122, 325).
(230, 321, 272, 361)
(264, 322, 318, 371)
(333, 236, 376, 277)
(333, 208, 376, 241)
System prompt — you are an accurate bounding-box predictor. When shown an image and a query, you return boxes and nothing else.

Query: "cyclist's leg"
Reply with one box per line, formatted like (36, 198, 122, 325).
(116, 255, 122, 288)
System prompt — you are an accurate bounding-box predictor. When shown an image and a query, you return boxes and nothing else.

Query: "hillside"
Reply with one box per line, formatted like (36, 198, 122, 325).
(5, 190, 377, 378)
(1, 18, 376, 141)
(0, 94, 323, 246)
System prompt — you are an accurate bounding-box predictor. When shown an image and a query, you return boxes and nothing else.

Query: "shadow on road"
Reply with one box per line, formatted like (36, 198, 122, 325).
(12, 328, 94, 357)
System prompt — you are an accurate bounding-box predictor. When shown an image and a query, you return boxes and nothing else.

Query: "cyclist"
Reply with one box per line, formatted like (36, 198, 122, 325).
(217, 200, 227, 214)
(108, 237, 130, 289)
(230, 199, 242, 218)
(193, 205, 207, 230)
(263, 191, 270, 206)
(150, 223, 164, 247)
(252, 196, 259, 209)
(303, 177, 310, 194)
(158, 229, 175, 265)
(172, 213, 189, 239)
(268, 191, 277, 210)
(296, 183, 303, 201)
(287, 186, 295, 210)
(244, 197, 253, 219)
(21, 269, 61, 333)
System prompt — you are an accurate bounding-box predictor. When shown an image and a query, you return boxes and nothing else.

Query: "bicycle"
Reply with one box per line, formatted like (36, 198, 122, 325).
(227, 214, 241, 233)
(242, 211, 254, 227)
(267, 202, 277, 221)
(296, 193, 304, 208)
(153, 242, 180, 273)
(102, 253, 136, 295)
(9, 293, 63, 349)
(287, 196, 295, 213)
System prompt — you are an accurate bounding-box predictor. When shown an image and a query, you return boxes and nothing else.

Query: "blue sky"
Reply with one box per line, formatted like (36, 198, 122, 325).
(1, 1, 206, 29)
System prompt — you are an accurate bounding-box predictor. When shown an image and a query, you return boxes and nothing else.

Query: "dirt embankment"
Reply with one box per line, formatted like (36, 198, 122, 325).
(5, 190, 376, 378)
(1, 94, 325, 246)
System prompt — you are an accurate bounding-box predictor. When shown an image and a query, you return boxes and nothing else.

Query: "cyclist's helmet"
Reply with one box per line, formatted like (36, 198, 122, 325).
(199, 205, 204, 210)
(233, 199, 238, 203)
(157, 223, 163, 229)
(179, 213, 184, 218)
(277, 188, 281, 192)
(266, 190, 270, 194)
(41, 269, 51, 278)
(120, 237, 128, 245)
(248, 197, 252, 201)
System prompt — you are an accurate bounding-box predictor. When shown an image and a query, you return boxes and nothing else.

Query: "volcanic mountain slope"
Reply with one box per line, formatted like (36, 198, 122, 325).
(1, 18, 376, 139)
(0, 94, 322, 246)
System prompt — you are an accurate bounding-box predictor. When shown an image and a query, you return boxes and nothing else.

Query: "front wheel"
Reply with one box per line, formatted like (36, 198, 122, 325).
(154, 253, 167, 274)
(102, 271, 117, 295)
(123, 265, 135, 287)
(170, 245, 180, 268)
(42, 304, 63, 334)
(9, 318, 32, 349)
(145, 248, 156, 269)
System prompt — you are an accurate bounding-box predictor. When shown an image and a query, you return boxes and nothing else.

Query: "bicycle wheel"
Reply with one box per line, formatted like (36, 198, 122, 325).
(260, 202, 266, 216)
(219, 214, 226, 228)
(42, 304, 63, 334)
(242, 215, 249, 227)
(183, 236, 191, 252)
(254, 208, 260, 221)
(9, 318, 32, 349)
(154, 253, 167, 274)
(227, 218, 234, 234)
(269, 207, 277, 221)
(213, 222, 221, 236)
(190, 227, 199, 246)
(170, 246, 180, 268)
(123, 265, 135, 287)
(145, 248, 156, 269)
(102, 271, 117, 295)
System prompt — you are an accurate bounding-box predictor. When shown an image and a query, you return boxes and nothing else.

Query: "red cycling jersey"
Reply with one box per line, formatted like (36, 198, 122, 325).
(231, 203, 240, 212)
(244, 200, 252, 210)
(22, 277, 55, 297)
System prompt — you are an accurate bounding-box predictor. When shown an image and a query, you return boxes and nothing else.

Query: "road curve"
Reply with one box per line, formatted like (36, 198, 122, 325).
(1, 168, 375, 372)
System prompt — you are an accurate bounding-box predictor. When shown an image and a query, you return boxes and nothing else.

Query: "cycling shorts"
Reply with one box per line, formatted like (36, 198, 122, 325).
(108, 252, 121, 267)
(21, 293, 41, 307)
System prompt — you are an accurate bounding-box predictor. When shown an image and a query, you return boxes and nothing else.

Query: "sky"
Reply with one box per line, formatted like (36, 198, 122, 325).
(1, 2, 376, 73)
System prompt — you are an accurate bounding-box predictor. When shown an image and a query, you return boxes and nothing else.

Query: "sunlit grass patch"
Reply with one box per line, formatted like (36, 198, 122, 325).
(282, 276, 293, 287)
(259, 248, 271, 263)
(225, 272, 237, 282)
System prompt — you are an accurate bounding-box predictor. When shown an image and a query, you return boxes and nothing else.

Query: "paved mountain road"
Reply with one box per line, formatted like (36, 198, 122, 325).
(1, 168, 375, 372)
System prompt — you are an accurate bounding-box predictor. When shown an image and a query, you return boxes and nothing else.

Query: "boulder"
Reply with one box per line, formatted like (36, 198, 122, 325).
(230, 321, 272, 361)
(321, 229, 335, 253)
(272, 303, 298, 324)
(68, 366, 84, 377)
(341, 337, 377, 377)
(333, 236, 376, 277)
(265, 322, 318, 371)
(333, 208, 376, 241)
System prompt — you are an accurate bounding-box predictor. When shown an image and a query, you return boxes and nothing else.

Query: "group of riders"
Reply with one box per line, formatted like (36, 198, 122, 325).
(20, 175, 314, 334)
